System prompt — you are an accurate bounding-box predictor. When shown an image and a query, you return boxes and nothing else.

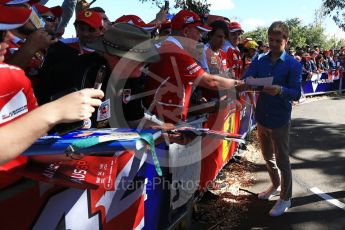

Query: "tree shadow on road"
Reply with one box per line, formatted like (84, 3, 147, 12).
(238, 115, 345, 230)
(290, 118, 345, 152)
(289, 118, 345, 184)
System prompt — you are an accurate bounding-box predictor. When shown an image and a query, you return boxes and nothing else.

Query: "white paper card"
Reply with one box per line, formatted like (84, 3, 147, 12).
(246, 77, 273, 86)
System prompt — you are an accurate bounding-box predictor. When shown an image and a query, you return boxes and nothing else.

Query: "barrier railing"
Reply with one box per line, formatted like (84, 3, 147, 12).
(1, 70, 341, 228)
(303, 71, 345, 96)
(0, 94, 257, 229)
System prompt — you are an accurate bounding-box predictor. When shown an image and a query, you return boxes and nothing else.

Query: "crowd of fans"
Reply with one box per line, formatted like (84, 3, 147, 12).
(0, 0, 248, 184)
(1, 0, 340, 189)
(227, 39, 345, 81)
(291, 46, 345, 80)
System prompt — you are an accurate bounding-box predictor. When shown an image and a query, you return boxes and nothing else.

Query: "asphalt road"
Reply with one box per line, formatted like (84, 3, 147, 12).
(238, 96, 345, 230)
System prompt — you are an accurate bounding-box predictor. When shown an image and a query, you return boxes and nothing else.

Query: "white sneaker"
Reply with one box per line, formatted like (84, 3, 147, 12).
(258, 185, 281, 200)
(269, 198, 291, 217)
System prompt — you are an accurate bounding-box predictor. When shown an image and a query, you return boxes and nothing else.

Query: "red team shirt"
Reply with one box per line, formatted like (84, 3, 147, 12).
(201, 43, 229, 75)
(200, 43, 229, 99)
(0, 63, 38, 188)
(225, 44, 242, 79)
(145, 37, 205, 123)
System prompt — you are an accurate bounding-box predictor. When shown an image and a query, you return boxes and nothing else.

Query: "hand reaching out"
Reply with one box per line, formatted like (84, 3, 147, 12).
(45, 88, 104, 125)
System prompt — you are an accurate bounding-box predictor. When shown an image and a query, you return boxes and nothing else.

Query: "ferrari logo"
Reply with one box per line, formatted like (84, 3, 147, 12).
(84, 11, 92, 17)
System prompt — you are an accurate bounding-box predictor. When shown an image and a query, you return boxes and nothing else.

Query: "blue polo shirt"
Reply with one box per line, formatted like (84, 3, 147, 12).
(242, 51, 302, 129)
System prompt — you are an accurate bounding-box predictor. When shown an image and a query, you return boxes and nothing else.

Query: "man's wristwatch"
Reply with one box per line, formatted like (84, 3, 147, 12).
(234, 80, 238, 87)
(279, 86, 283, 95)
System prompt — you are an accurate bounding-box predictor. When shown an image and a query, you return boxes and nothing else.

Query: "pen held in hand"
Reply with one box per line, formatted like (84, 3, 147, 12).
(94, 65, 107, 90)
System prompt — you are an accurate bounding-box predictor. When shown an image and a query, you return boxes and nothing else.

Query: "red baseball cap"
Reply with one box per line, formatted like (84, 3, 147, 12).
(228, 21, 244, 33)
(160, 21, 171, 32)
(75, 10, 103, 29)
(171, 10, 211, 32)
(206, 14, 225, 25)
(34, 3, 63, 17)
(114, 15, 156, 31)
(0, 5, 32, 30)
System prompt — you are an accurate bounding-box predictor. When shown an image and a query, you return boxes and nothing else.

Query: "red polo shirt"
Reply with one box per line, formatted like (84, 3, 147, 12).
(0, 63, 38, 188)
(225, 44, 242, 79)
(145, 37, 205, 123)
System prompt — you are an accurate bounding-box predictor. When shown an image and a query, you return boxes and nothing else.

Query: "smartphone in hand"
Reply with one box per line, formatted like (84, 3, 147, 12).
(94, 65, 106, 90)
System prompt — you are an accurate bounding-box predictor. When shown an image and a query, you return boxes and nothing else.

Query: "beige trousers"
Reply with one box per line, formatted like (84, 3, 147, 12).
(257, 122, 292, 200)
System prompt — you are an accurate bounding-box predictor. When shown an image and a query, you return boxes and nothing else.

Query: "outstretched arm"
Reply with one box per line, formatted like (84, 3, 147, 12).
(198, 72, 244, 90)
(0, 88, 103, 165)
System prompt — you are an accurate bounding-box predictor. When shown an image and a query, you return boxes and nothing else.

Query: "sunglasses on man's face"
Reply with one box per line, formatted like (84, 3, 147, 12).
(42, 15, 57, 22)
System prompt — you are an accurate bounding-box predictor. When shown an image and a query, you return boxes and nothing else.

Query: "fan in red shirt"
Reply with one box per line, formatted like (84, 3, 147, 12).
(200, 20, 231, 100)
(0, 0, 104, 189)
(0, 0, 40, 188)
(144, 10, 244, 124)
(198, 20, 241, 190)
(200, 21, 230, 76)
(224, 21, 244, 79)
(62, 10, 104, 54)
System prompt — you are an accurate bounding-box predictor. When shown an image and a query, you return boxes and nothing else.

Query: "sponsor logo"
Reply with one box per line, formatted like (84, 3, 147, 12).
(186, 62, 197, 70)
(0, 90, 28, 124)
(189, 66, 201, 75)
(312, 79, 334, 92)
(122, 89, 131, 104)
(84, 11, 93, 17)
(97, 99, 111, 121)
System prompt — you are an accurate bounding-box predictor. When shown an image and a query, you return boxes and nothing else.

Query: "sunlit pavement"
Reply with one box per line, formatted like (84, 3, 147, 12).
(238, 95, 345, 230)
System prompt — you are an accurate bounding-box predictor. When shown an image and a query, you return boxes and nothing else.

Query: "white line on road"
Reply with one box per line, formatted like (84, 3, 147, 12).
(310, 187, 345, 211)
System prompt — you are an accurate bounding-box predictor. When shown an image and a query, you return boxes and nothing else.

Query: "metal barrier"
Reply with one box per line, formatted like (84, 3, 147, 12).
(303, 72, 345, 96)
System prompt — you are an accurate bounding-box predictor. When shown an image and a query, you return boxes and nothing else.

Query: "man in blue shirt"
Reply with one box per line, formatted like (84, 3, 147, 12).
(242, 21, 302, 217)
